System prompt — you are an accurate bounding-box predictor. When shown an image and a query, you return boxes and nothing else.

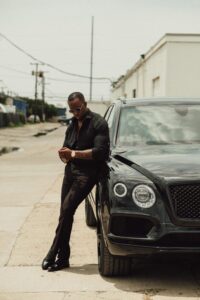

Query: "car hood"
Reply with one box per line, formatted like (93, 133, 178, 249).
(114, 144, 200, 180)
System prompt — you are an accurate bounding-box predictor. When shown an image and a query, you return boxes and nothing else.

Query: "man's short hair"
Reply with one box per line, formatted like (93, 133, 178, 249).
(68, 92, 85, 102)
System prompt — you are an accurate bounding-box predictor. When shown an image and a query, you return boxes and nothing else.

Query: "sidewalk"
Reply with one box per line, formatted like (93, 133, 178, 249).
(0, 122, 60, 148)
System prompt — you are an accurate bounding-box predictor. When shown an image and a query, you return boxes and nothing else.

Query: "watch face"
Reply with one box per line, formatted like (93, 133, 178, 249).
(72, 151, 75, 157)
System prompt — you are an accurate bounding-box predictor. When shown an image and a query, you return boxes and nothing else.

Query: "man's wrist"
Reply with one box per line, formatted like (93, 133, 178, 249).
(71, 149, 93, 159)
(71, 150, 76, 158)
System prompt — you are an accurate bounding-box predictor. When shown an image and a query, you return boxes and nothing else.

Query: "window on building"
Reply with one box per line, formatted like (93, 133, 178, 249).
(152, 76, 160, 96)
(132, 89, 136, 98)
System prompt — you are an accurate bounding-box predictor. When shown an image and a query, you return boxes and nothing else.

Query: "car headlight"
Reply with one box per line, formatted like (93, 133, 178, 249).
(132, 185, 156, 208)
(113, 183, 127, 197)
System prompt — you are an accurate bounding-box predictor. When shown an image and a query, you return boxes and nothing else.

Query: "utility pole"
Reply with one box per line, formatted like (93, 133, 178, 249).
(1, 87, 4, 94)
(0, 80, 3, 95)
(41, 73, 45, 122)
(0, 80, 6, 95)
(31, 62, 44, 123)
(89, 16, 94, 102)
(31, 63, 39, 123)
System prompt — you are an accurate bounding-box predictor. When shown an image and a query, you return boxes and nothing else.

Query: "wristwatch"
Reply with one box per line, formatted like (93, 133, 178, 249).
(71, 150, 76, 158)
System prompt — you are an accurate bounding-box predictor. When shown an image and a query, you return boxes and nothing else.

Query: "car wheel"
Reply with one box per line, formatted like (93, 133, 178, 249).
(97, 226, 131, 277)
(85, 196, 96, 227)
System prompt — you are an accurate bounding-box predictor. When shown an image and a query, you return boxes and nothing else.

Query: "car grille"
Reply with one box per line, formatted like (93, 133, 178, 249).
(169, 184, 200, 219)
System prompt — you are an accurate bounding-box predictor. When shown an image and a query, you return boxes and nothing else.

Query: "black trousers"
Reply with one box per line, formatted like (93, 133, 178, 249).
(46, 164, 97, 261)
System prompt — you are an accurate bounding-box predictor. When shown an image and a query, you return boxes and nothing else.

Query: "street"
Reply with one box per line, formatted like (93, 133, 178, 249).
(1, 123, 200, 300)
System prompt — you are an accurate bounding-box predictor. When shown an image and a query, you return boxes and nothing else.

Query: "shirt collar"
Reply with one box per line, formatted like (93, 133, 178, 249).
(84, 108, 92, 119)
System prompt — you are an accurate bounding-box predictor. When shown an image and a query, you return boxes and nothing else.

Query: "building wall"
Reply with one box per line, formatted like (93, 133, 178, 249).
(111, 83, 125, 100)
(13, 98, 27, 116)
(124, 71, 138, 98)
(112, 43, 167, 99)
(143, 44, 167, 97)
(111, 34, 200, 100)
(166, 41, 200, 97)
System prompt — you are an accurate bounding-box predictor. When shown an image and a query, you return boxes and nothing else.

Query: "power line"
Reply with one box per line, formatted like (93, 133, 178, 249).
(45, 87, 57, 96)
(46, 76, 109, 84)
(0, 65, 30, 75)
(0, 79, 19, 97)
(0, 64, 109, 84)
(0, 32, 112, 82)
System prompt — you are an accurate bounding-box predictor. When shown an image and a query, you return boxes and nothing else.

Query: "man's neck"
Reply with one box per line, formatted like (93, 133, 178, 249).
(79, 108, 89, 121)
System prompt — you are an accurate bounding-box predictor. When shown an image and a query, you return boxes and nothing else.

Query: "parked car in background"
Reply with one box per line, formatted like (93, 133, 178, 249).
(27, 114, 40, 123)
(57, 108, 71, 125)
(57, 115, 70, 125)
(85, 98, 200, 276)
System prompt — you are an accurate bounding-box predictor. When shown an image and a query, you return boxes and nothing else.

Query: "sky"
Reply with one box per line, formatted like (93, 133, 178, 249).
(1, 0, 200, 106)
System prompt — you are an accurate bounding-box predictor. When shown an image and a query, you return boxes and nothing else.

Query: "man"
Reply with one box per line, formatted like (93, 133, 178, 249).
(42, 92, 110, 272)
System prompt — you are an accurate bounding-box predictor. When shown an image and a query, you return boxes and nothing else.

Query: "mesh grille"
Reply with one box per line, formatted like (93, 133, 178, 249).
(169, 184, 200, 219)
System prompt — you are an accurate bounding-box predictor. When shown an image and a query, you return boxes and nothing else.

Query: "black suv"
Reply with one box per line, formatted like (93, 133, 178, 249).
(85, 98, 200, 276)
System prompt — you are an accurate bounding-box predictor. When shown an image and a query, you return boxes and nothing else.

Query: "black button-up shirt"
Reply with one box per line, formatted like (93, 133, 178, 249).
(63, 109, 110, 176)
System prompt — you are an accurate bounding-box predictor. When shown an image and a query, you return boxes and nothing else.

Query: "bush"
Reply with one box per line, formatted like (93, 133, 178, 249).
(20, 97, 58, 121)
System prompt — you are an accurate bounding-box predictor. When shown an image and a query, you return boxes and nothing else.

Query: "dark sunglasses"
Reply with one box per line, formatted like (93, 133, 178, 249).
(69, 103, 83, 113)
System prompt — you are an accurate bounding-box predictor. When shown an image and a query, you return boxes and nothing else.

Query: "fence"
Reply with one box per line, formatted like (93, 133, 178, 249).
(0, 113, 26, 128)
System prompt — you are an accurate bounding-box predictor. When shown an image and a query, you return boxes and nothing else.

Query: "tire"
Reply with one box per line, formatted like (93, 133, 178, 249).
(97, 226, 131, 277)
(85, 196, 96, 227)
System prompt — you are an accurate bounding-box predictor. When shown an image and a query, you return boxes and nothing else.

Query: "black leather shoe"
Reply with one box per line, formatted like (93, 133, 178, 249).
(41, 258, 55, 270)
(47, 259, 70, 272)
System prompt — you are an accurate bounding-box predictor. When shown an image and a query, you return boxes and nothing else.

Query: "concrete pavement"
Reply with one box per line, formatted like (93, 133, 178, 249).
(1, 123, 200, 299)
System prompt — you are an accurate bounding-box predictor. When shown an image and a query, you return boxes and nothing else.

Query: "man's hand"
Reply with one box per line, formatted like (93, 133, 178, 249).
(58, 147, 72, 163)
(58, 147, 93, 163)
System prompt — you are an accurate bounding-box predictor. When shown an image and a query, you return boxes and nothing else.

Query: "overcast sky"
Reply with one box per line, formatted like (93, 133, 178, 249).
(1, 0, 200, 106)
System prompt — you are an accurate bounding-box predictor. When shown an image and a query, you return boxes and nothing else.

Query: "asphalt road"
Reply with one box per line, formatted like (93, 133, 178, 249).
(1, 123, 200, 300)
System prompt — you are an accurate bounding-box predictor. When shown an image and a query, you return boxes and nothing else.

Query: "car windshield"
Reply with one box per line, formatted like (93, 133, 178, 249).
(116, 104, 200, 146)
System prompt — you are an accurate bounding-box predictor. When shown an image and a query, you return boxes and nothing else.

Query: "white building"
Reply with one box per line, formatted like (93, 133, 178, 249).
(111, 33, 200, 100)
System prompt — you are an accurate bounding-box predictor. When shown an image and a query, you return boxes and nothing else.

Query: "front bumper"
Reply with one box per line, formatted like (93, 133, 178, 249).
(105, 212, 200, 257)
(107, 236, 200, 256)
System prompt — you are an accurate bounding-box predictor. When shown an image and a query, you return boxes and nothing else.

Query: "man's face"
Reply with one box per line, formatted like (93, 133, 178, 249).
(68, 97, 87, 120)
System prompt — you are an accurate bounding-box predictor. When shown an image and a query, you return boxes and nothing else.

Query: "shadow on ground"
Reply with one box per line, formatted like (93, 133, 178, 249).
(67, 255, 200, 298)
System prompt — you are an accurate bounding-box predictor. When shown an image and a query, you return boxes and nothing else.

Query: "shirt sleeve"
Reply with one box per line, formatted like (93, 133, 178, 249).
(92, 118, 110, 161)
(62, 124, 71, 147)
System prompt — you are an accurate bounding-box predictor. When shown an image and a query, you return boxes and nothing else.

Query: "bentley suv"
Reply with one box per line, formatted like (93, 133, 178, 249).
(85, 98, 200, 276)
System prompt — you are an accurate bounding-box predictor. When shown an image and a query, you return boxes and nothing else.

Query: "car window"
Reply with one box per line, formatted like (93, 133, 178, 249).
(116, 104, 200, 146)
